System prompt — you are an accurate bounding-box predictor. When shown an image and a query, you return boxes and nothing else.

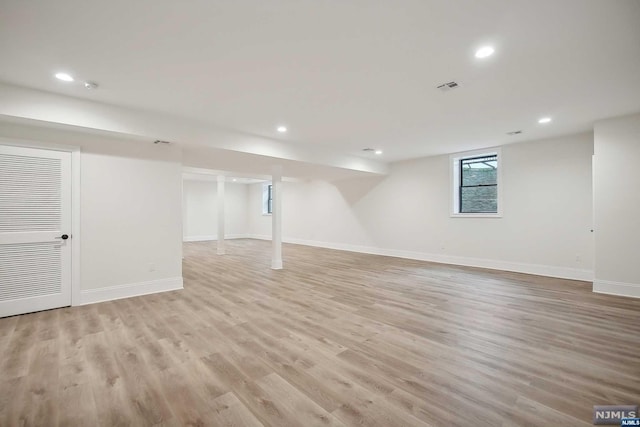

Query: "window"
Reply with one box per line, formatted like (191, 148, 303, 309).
(460, 154, 497, 213)
(451, 149, 502, 217)
(262, 183, 273, 214)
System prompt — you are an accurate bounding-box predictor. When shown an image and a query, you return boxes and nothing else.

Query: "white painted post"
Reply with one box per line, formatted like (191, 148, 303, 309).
(271, 166, 283, 269)
(217, 175, 226, 255)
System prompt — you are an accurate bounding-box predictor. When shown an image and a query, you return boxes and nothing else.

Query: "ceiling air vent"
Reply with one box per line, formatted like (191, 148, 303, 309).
(436, 81, 459, 91)
(506, 130, 523, 135)
(362, 148, 376, 152)
(154, 140, 171, 144)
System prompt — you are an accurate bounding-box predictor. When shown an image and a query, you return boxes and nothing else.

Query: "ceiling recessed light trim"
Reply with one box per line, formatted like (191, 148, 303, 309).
(277, 126, 287, 133)
(475, 46, 495, 59)
(375, 150, 383, 155)
(55, 72, 74, 82)
(538, 117, 552, 124)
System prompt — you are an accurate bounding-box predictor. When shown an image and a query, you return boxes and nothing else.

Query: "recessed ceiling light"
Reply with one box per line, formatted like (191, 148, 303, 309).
(375, 150, 383, 155)
(232, 178, 237, 182)
(277, 126, 287, 133)
(55, 72, 74, 82)
(538, 117, 552, 124)
(475, 46, 495, 59)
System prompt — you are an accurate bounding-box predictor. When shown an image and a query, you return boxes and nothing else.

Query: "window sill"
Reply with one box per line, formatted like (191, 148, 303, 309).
(451, 213, 502, 218)
(262, 213, 272, 216)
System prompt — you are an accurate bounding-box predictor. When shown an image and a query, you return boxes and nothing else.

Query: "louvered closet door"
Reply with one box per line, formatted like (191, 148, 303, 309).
(0, 145, 72, 317)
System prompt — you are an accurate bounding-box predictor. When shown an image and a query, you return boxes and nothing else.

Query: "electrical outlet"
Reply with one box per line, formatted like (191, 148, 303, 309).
(149, 263, 156, 272)
(575, 254, 581, 263)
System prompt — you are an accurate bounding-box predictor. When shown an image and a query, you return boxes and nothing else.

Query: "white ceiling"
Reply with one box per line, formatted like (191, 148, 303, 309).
(0, 0, 639, 164)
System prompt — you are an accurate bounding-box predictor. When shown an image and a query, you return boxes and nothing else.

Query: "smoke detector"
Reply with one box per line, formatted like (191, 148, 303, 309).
(436, 81, 459, 91)
(84, 81, 98, 90)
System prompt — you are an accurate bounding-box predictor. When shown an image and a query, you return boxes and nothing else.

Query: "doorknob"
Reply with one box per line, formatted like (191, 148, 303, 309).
(58, 234, 69, 240)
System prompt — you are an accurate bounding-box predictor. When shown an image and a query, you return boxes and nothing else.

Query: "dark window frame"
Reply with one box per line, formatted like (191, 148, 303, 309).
(267, 184, 273, 214)
(459, 154, 498, 214)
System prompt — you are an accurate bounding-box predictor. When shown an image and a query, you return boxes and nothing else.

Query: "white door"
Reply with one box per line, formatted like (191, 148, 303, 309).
(0, 145, 72, 317)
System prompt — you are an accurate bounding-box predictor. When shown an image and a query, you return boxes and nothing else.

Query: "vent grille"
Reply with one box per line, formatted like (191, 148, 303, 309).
(507, 130, 523, 135)
(437, 81, 459, 91)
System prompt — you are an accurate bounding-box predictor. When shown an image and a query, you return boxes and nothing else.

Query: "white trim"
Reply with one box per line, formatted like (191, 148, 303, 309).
(451, 213, 502, 218)
(0, 137, 82, 307)
(593, 280, 640, 298)
(246, 234, 271, 240)
(183, 234, 249, 242)
(71, 149, 81, 306)
(217, 175, 226, 255)
(246, 234, 592, 281)
(79, 277, 184, 306)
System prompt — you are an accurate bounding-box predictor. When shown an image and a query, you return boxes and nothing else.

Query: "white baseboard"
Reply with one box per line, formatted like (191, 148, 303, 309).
(183, 234, 249, 242)
(247, 234, 270, 240)
(246, 234, 593, 282)
(593, 279, 640, 298)
(79, 276, 183, 306)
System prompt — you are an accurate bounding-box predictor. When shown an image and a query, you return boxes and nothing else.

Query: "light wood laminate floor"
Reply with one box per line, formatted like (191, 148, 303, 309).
(1, 239, 639, 426)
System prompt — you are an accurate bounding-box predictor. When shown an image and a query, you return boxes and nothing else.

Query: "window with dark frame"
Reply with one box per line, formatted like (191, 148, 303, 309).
(459, 154, 498, 213)
(267, 184, 273, 214)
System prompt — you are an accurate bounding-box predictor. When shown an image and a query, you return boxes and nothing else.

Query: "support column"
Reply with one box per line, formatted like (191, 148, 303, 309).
(271, 166, 283, 269)
(217, 175, 226, 255)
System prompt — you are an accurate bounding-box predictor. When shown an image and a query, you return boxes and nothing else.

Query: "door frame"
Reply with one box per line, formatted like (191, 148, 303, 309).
(0, 137, 81, 307)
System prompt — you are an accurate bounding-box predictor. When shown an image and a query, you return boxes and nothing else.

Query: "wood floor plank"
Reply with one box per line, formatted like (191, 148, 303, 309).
(0, 376, 28, 426)
(57, 382, 98, 427)
(0, 239, 639, 426)
(155, 363, 219, 425)
(209, 392, 265, 427)
(250, 372, 345, 427)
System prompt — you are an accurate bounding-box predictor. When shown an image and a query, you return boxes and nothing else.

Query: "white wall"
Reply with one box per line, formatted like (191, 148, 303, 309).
(0, 120, 608, 300)
(249, 133, 594, 280)
(593, 112, 640, 297)
(182, 179, 248, 241)
(0, 122, 183, 302)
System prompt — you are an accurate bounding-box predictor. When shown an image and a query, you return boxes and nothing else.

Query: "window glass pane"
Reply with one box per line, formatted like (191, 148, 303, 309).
(460, 186, 497, 213)
(461, 155, 497, 186)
